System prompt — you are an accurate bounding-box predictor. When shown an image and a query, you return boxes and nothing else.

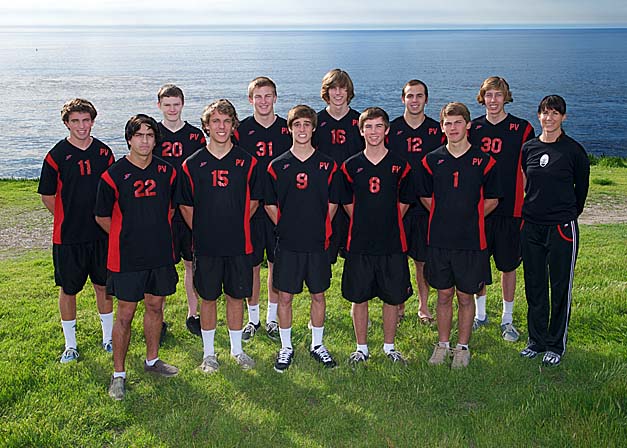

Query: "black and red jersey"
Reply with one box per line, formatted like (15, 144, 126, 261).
(233, 115, 292, 221)
(313, 108, 364, 165)
(419, 145, 500, 251)
(178, 146, 262, 257)
(95, 156, 177, 273)
(469, 114, 535, 218)
(266, 150, 339, 253)
(388, 115, 445, 216)
(38, 138, 114, 245)
(340, 150, 414, 255)
(522, 134, 590, 225)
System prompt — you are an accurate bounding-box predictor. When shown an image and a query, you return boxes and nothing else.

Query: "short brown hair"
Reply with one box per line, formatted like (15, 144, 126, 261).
(157, 84, 185, 104)
(320, 69, 355, 105)
(247, 76, 277, 98)
(287, 105, 317, 130)
(476, 76, 513, 105)
(124, 114, 160, 150)
(200, 99, 239, 134)
(402, 79, 429, 99)
(358, 107, 390, 131)
(61, 98, 97, 123)
(439, 102, 471, 125)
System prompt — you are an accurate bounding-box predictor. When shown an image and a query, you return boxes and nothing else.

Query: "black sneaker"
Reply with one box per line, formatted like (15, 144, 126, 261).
(266, 320, 280, 341)
(159, 321, 168, 346)
(186, 315, 201, 337)
(348, 350, 369, 366)
(242, 321, 261, 342)
(310, 345, 337, 368)
(274, 347, 294, 373)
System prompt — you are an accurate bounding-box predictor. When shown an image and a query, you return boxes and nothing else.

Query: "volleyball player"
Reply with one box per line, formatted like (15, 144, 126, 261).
(38, 98, 115, 363)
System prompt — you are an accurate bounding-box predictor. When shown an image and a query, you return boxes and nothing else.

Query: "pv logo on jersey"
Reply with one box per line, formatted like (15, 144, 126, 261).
(540, 154, 549, 167)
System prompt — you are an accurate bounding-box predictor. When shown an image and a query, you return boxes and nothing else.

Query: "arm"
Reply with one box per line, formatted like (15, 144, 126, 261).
(41, 195, 55, 214)
(179, 205, 193, 229)
(328, 202, 338, 222)
(420, 197, 432, 211)
(484, 198, 499, 216)
(264, 204, 279, 226)
(250, 199, 259, 218)
(95, 216, 111, 234)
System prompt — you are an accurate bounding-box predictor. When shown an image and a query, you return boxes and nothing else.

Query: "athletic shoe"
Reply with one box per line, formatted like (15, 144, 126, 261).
(242, 321, 261, 342)
(310, 345, 337, 368)
(428, 344, 450, 365)
(232, 352, 256, 370)
(542, 351, 561, 367)
(60, 347, 79, 364)
(159, 321, 168, 346)
(386, 349, 407, 365)
(472, 316, 489, 331)
(200, 354, 219, 373)
(144, 359, 179, 377)
(185, 315, 201, 337)
(520, 346, 540, 359)
(451, 347, 471, 369)
(274, 347, 294, 373)
(266, 320, 280, 341)
(500, 323, 520, 342)
(102, 340, 113, 353)
(108, 376, 125, 400)
(348, 350, 369, 366)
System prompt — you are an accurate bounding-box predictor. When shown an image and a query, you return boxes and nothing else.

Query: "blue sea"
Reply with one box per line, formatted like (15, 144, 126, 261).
(1, 27, 626, 178)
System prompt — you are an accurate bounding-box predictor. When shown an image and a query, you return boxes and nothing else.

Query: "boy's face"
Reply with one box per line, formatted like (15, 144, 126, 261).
(327, 84, 348, 107)
(249, 86, 277, 118)
(538, 108, 566, 134)
(441, 115, 470, 144)
(360, 117, 389, 147)
(483, 89, 506, 116)
(128, 123, 156, 157)
(207, 111, 234, 144)
(290, 117, 314, 145)
(158, 96, 184, 122)
(65, 111, 94, 143)
(402, 84, 427, 116)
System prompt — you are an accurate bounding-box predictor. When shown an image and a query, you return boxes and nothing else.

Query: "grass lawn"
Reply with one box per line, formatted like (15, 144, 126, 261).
(0, 169, 626, 447)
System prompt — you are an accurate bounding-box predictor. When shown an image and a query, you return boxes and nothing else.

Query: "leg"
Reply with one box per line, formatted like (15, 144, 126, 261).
(382, 303, 399, 344)
(59, 289, 77, 321)
(248, 264, 261, 307)
(93, 284, 113, 315)
(310, 292, 325, 328)
(501, 270, 517, 304)
(144, 294, 164, 361)
(456, 290, 475, 345)
(226, 295, 244, 331)
(415, 260, 432, 318)
(200, 299, 218, 331)
(277, 291, 294, 349)
(184, 259, 199, 317)
(267, 260, 279, 307)
(352, 302, 369, 346)
(112, 300, 137, 373)
(435, 288, 455, 343)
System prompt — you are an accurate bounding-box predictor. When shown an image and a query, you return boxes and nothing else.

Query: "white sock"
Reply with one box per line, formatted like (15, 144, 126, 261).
(247, 304, 260, 325)
(279, 327, 292, 349)
(438, 341, 450, 349)
(113, 371, 126, 379)
(456, 343, 469, 350)
(311, 326, 324, 349)
(100, 312, 114, 343)
(229, 329, 243, 356)
(201, 329, 216, 357)
(267, 302, 278, 323)
(383, 343, 395, 354)
(502, 300, 514, 325)
(61, 319, 77, 349)
(474, 295, 487, 320)
(357, 344, 369, 356)
(145, 357, 159, 366)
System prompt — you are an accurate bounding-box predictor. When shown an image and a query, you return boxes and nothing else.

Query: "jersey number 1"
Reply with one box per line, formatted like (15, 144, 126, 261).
(211, 170, 229, 187)
(78, 160, 91, 176)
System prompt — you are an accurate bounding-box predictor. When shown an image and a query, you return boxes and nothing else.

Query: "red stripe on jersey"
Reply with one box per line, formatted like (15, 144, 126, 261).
(513, 123, 534, 218)
(345, 202, 355, 252)
(182, 161, 194, 196)
(44, 154, 64, 244)
(341, 163, 353, 183)
(267, 163, 278, 181)
(328, 162, 338, 185)
(169, 168, 176, 262)
(108, 154, 115, 167)
(396, 162, 411, 252)
(244, 158, 257, 255)
(101, 171, 122, 272)
(45, 153, 59, 171)
(325, 205, 332, 250)
(427, 194, 435, 245)
(421, 157, 433, 175)
(233, 129, 240, 142)
(483, 156, 496, 175)
(477, 187, 487, 250)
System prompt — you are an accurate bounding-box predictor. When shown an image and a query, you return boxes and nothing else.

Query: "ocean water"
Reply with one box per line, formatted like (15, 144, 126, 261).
(1, 27, 626, 178)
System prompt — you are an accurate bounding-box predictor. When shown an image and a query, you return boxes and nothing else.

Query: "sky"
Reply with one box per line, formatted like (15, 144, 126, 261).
(1, 0, 626, 28)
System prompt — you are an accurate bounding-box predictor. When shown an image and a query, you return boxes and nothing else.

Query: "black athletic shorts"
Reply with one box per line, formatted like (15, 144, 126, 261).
(328, 209, 349, 264)
(403, 211, 429, 262)
(342, 253, 412, 305)
(172, 220, 193, 263)
(426, 247, 489, 295)
(106, 264, 178, 302)
(251, 213, 277, 266)
(53, 240, 108, 295)
(193, 255, 253, 301)
(485, 215, 523, 273)
(273, 245, 331, 294)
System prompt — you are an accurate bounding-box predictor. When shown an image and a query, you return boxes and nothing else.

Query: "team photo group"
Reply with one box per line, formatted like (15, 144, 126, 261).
(38, 69, 590, 401)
